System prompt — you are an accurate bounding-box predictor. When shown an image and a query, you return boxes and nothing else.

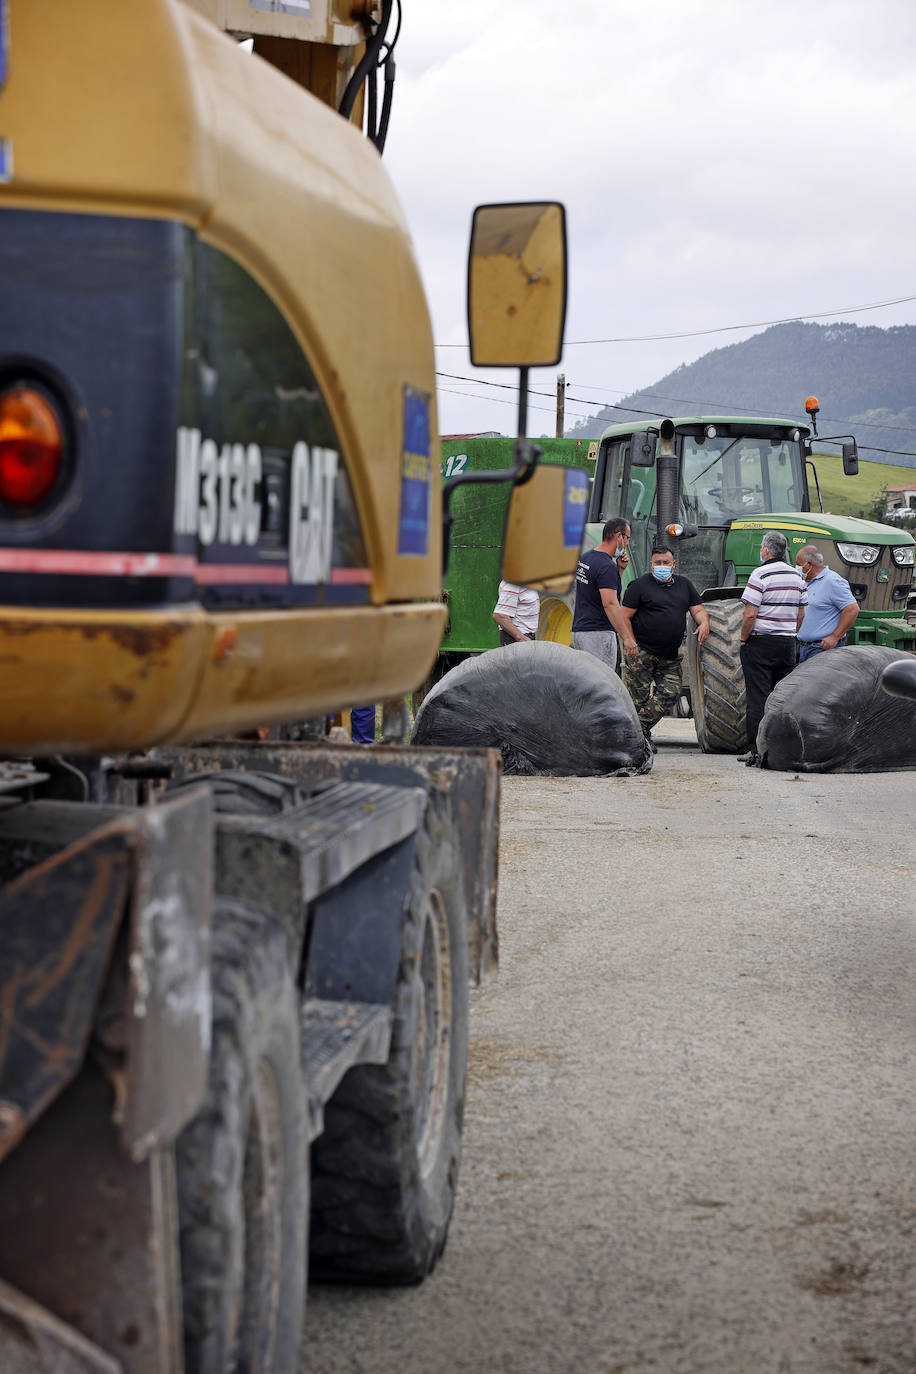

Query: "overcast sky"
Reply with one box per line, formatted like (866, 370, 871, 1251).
(382, 0, 916, 439)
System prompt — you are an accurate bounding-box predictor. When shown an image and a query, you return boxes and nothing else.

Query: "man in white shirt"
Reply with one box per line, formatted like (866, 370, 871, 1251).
(738, 529, 807, 765)
(493, 580, 539, 645)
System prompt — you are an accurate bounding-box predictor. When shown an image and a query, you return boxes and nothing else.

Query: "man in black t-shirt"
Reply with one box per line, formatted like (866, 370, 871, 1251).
(621, 546, 710, 746)
(571, 517, 638, 673)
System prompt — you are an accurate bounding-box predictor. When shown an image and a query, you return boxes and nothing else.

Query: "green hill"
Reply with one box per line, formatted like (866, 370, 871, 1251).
(568, 321, 916, 469)
(810, 451, 912, 518)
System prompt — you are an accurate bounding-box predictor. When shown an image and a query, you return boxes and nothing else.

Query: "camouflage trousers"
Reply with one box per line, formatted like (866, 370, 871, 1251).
(623, 647, 683, 734)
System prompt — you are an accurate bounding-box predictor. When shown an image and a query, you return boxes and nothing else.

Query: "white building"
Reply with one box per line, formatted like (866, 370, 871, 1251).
(885, 484, 916, 520)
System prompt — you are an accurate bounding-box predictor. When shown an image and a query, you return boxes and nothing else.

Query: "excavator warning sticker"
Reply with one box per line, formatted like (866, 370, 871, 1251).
(398, 387, 432, 556)
(0, 0, 9, 182)
(0, 1, 7, 91)
(563, 468, 589, 546)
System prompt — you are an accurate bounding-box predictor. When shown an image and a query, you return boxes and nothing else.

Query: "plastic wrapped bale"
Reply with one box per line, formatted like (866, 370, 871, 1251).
(411, 641, 652, 777)
(758, 645, 916, 772)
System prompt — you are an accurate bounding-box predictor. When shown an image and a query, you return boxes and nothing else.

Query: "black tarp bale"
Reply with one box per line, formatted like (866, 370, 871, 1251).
(758, 645, 916, 772)
(411, 641, 652, 777)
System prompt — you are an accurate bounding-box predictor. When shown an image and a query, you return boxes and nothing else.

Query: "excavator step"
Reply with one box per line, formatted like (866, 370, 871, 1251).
(216, 779, 427, 905)
(301, 998, 392, 1141)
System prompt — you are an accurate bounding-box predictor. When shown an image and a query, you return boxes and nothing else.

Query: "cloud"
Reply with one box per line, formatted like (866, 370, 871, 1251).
(383, 0, 916, 436)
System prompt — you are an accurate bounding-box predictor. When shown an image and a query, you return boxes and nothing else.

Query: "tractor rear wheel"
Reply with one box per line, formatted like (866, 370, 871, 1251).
(538, 592, 574, 645)
(687, 599, 748, 754)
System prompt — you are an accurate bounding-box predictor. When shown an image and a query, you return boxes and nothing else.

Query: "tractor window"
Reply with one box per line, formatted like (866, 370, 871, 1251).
(682, 433, 806, 521)
(682, 435, 766, 523)
(596, 439, 628, 521)
(762, 440, 805, 512)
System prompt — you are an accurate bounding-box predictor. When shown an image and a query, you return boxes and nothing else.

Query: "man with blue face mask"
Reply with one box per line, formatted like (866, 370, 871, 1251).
(621, 545, 709, 750)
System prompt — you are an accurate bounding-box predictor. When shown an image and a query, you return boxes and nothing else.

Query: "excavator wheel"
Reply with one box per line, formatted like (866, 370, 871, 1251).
(309, 790, 469, 1285)
(687, 599, 749, 753)
(175, 902, 308, 1373)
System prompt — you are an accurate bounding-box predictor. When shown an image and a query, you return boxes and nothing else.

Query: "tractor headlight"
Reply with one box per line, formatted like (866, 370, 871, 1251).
(891, 545, 915, 566)
(835, 541, 881, 565)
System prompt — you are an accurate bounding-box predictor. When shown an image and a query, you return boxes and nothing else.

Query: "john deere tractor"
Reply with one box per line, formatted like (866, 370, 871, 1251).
(538, 403, 916, 752)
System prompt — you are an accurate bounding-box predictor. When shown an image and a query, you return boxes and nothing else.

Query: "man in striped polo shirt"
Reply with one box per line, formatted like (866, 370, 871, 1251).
(493, 579, 540, 645)
(738, 530, 808, 766)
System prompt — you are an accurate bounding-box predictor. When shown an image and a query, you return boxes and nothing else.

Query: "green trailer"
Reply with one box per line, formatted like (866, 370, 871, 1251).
(536, 410, 916, 752)
(433, 435, 593, 673)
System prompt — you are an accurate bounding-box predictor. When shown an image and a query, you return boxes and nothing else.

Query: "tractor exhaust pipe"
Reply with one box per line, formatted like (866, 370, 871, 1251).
(656, 418, 678, 552)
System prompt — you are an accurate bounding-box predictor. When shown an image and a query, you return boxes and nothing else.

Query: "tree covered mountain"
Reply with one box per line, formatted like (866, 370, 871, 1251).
(566, 322, 916, 468)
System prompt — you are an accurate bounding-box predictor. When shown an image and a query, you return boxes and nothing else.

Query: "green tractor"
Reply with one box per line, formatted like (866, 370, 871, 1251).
(537, 404, 916, 753)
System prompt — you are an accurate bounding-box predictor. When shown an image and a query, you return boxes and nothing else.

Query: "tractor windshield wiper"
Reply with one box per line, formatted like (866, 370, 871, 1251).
(690, 436, 742, 486)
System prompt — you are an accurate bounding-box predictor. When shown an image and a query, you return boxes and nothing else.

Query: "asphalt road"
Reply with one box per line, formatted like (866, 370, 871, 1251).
(304, 720, 915, 1374)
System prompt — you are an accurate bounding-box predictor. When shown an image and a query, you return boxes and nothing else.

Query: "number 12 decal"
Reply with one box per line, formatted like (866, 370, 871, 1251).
(443, 454, 468, 477)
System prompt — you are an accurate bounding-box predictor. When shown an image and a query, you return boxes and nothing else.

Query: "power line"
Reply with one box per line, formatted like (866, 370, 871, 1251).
(434, 291, 916, 349)
(435, 373, 916, 458)
(436, 385, 594, 422)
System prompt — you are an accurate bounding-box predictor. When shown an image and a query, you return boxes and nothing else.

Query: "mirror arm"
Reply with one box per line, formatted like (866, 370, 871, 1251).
(441, 435, 544, 575)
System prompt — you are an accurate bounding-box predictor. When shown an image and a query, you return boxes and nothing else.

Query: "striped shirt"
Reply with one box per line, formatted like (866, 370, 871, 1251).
(494, 580, 540, 635)
(741, 559, 807, 635)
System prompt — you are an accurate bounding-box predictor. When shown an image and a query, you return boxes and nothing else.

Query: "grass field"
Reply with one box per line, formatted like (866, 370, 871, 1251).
(812, 452, 914, 519)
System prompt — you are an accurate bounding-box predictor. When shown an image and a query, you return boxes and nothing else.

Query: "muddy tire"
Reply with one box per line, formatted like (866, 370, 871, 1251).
(309, 792, 469, 1284)
(176, 902, 308, 1373)
(687, 599, 748, 754)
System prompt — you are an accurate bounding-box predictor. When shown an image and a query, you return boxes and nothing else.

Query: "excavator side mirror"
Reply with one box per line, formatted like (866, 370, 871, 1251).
(501, 464, 588, 588)
(467, 202, 567, 367)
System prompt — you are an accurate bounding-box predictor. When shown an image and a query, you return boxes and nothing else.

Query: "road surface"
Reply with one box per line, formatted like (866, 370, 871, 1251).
(304, 720, 915, 1373)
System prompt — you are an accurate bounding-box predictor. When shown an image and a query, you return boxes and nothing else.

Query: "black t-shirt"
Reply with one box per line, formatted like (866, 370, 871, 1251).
(622, 572, 702, 659)
(572, 548, 621, 632)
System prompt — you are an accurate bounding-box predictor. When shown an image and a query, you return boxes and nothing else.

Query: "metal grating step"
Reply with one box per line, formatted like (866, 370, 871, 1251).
(218, 780, 425, 905)
(301, 997, 392, 1141)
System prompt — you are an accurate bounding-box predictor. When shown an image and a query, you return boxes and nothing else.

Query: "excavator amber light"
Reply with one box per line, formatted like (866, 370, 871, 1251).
(804, 395, 819, 415)
(666, 523, 685, 537)
(0, 385, 64, 508)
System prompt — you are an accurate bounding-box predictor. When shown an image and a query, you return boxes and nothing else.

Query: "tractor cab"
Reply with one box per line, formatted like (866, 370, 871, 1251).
(591, 418, 813, 593)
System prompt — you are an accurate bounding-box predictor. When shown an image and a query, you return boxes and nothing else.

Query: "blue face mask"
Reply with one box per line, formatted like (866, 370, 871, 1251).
(612, 540, 625, 561)
(652, 565, 673, 582)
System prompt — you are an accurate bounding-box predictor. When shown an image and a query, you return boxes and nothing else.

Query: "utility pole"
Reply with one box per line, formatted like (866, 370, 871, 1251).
(556, 373, 565, 438)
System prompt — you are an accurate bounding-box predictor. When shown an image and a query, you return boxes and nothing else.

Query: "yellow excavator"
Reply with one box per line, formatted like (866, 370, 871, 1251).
(0, 3, 583, 1370)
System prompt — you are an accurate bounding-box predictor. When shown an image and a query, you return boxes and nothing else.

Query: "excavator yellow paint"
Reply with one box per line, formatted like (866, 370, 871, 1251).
(0, 602, 446, 754)
(0, 0, 449, 750)
(0, 0, 441, 609)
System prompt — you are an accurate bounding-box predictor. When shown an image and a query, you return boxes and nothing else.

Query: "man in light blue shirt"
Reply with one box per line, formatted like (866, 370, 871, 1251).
(795, 545, 859, 662)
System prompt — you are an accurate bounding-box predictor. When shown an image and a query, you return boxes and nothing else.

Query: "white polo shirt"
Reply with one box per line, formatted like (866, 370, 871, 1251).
(741, 560, 807, 634)
(494, 581, 539, 635)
